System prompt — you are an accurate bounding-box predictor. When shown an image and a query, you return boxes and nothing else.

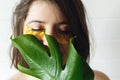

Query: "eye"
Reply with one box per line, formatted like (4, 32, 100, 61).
(30, 25, 44, 31)
(58, 29, 70, 34)
(57, 25, 71, 34)
(31, 27, 44, 31)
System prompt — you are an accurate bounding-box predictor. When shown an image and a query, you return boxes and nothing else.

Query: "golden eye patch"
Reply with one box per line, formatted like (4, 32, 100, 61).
(24, 25, 44, 40)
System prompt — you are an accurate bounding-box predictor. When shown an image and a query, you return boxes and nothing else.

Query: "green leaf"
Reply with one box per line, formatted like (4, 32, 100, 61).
(11, 34, 94, 80)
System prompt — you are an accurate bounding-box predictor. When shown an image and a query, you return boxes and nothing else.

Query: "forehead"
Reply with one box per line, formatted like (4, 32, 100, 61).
(25, 1, 66, 24)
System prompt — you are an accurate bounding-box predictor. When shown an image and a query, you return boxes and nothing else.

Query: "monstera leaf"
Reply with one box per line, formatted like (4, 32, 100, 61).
(11, 34, 94, 80)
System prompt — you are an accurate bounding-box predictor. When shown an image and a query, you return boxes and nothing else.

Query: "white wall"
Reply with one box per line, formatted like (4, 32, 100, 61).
(0, 0, 120, 80)
(0, 0, 18, 80)
(82, 0, 120, 80)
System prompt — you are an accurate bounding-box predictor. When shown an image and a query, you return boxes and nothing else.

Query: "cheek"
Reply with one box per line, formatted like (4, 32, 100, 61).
(24, 25, 44, 40)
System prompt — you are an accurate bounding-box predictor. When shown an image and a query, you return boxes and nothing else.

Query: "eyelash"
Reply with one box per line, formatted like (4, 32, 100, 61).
(58, 29, 70, 34)
(31, 28, 44, 31)
(30, 26, 71, 35)
(30, 26, 44, 31)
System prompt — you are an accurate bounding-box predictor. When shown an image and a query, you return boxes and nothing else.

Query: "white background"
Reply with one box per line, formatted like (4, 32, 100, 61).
(0, 0, 120, 80)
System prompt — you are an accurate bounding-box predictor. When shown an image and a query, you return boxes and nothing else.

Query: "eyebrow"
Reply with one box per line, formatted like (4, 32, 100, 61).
(28, 20, 45, 24)
(28, 20, 68, 25)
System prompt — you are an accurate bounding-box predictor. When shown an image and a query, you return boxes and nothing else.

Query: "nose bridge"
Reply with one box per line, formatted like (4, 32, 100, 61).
(45, 25, 54, 35)
(43, 24, 55, 46)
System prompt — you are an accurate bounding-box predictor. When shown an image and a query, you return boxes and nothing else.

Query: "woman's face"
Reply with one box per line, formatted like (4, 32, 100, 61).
(23, 1, 71, 65)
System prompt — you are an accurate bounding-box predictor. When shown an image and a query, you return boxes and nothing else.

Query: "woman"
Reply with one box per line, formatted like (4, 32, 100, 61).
(10, 0, 109, 80)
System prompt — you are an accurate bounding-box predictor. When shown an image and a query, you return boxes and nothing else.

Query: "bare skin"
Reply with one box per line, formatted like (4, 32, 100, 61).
(10, 1, 109, 80)
(94, 70, 110, 80)
(9, 70, 110, 80)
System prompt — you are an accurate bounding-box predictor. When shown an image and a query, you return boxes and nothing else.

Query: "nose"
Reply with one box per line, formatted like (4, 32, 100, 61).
(42, 25, 55, 46)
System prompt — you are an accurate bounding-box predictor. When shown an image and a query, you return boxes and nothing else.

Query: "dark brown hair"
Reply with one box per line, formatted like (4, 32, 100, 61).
(11, 0, 90, 68)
